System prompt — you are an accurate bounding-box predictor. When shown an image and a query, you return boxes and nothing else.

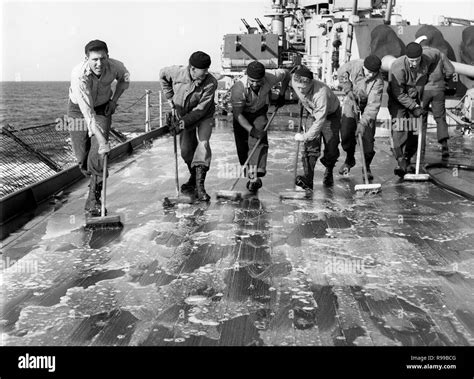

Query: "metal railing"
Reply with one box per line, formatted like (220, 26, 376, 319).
(0, 90, 167, 199)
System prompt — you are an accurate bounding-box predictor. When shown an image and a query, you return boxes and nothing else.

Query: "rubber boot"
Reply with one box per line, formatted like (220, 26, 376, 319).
(195, 165, 210, 202)
(394, 157, 408, 178)
(85, 175, 104, 217)
(246, 177, 262, 193)
(441, 139, 449, 159)
(85, 175, 97, 213)
(181, 163, 196, 194)
(323, 166, 334, 186)
(295, 154, 316, 191)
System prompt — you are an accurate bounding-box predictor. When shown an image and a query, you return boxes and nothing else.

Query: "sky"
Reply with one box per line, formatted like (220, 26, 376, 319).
(1, 0, 473, 81)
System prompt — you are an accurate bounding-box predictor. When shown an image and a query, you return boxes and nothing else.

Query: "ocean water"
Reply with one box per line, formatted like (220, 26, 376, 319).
(0, 81, 166, 131)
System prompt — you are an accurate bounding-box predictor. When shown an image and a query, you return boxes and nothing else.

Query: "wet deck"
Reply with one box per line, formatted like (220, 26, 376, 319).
(1, 118, 474, 347)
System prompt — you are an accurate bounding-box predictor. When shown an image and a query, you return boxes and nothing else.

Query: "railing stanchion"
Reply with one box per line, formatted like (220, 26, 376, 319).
(159, 91, 163, 129)
(145, 90, 151, 132)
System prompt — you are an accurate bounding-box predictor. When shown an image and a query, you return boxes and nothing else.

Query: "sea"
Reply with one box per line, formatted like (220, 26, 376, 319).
(0, 81, 165, 131)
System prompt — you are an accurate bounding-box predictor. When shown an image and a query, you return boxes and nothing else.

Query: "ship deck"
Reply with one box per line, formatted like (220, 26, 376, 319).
(1, 117, 474, 347)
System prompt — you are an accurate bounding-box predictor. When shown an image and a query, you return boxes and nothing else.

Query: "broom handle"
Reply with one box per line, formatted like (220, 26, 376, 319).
(293, 105, 304, 189)
(358, 133, 369, 185)
(173, 132, 179, 195)
(415, 118, 422, 175)
(228, 106, 280, 191)
(101, 153, 108, 217)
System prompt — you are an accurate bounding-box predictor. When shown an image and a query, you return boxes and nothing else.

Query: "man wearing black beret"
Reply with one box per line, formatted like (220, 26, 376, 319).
(68, 39, 130, 216)
(337, 55, 384, 180)
(388, 42, 434, 177)
(159, 51, 218, 202)
(230, 61, 290, 193)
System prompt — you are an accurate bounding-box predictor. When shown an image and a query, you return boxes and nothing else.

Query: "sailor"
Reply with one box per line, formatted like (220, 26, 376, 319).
(387, 42, 433, 177)
(292, 65, 341, 189)
(159, 51, 218, 202)
(337, 55, 384, 180)
(416, 36, 455, 159)
(68, 40, 130, 216)
(230, 61, 290, 193)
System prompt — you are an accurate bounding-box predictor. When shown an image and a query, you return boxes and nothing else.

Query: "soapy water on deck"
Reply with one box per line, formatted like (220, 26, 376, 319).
(2, 129, 473, 346)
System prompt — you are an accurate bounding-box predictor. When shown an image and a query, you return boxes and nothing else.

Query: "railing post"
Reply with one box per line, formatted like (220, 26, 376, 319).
(145, 90, 151, 132)
(159, 91, 163, 129)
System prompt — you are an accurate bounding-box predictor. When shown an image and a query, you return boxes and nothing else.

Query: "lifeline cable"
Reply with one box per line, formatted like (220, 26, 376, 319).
(424, 161, 474, 200)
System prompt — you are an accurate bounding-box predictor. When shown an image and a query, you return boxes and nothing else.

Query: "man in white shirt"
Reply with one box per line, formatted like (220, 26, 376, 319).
(68, 40, 129, 216)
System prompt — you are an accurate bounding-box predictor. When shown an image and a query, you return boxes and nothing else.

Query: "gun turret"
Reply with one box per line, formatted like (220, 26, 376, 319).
(241, 19, 258, 34)
(255, 18, 269, 33)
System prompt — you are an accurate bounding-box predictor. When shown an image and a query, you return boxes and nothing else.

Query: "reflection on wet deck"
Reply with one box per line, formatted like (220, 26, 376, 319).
(1, 119, 474, 347)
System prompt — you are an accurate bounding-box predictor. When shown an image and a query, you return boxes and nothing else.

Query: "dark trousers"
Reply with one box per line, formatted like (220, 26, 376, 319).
(422, 89, 449, 151)
(388, 100, 419, 161)
(68, 101, 111, 183)
(233, 105, 269, 178)
(340, 97, 376, 167)
(303, 106, 341, 168)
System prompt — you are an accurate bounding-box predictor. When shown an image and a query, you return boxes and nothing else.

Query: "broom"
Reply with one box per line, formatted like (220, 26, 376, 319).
(163, 115, 194, 207)
(404, 117, 429, 181)
(354, 133, 382, 194)
(216, 106, 280, 201)
(85, 153, 123, 229)
(279, 105, 312, 200)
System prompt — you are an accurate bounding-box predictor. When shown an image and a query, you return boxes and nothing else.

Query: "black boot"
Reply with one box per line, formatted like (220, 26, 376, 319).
(394, 157, 408, 178)
(323, 166, 334, 186)
(181, 163, 196, 194)
(295, 154, 316, 191)
(85, 175, 97, 213)
(247, 177, 263, 193)
(85, 176, 104, 217)
(441, 140, 449, 159)
(195, 165, 210, 202)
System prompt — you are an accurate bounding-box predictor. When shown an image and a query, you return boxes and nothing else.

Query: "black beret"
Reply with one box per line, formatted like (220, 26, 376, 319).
(85, 40, 108, 55)
(246, 61, 266, 80)
(294, 65, 314, 80)
(189, 51, 211, 69)
(406, 42, 423, 58)
(363, 55, 382, 72)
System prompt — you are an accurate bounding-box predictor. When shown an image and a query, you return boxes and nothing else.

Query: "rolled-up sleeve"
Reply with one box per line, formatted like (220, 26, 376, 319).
(304, 89, 329, 140)
(181, 80, 217, 127)
(114, 60, 130, 89)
